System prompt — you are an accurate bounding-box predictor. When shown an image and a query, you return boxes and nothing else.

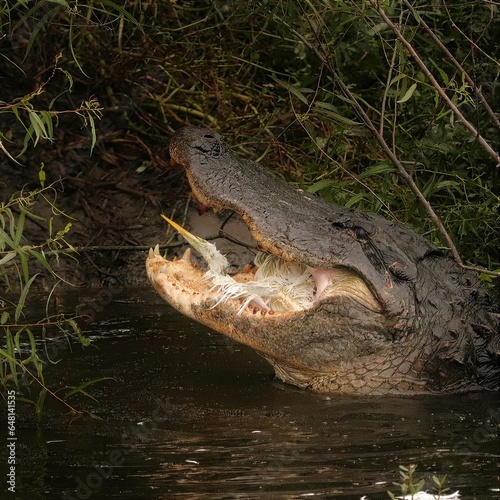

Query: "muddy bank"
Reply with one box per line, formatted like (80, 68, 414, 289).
(2, 147, 257, 288)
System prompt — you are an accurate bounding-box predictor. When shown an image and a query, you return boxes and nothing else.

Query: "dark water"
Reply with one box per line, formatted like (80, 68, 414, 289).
(3, 289, 499, 499)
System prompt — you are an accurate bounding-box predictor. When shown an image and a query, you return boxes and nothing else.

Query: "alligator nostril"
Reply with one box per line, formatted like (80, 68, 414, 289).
(203, 134, 215, 139)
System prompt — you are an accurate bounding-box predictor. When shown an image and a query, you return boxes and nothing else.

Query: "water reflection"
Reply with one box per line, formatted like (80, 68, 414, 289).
(12, 289, 499, 499)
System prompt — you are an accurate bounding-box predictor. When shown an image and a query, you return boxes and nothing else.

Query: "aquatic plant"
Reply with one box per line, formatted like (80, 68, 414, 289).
(387, 464, 458, 500)
(0, 178, 88, 415)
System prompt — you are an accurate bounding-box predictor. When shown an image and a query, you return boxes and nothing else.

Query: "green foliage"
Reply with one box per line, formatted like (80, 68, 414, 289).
(0, 52, 102, 160)
(0, 2, 112, 413)
(0, 178, 89, 413)
(267, 0, 499, 267)
(4, 0, 496, 273)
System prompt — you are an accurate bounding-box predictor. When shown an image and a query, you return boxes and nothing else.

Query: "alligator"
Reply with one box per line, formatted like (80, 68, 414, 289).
(146, 126, 499, 395)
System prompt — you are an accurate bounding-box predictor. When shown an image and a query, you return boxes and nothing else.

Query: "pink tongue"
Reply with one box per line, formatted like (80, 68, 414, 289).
(310, 268, 332, 300)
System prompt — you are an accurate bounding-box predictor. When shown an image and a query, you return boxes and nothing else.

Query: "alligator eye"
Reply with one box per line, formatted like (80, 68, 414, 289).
(193, 134, 225, 157)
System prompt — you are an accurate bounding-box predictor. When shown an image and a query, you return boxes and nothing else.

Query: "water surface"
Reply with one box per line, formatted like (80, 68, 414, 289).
(6, 289, 499, 499)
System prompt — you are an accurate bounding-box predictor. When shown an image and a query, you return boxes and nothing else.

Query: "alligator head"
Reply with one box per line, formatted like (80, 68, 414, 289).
(146, 126, 499, 395)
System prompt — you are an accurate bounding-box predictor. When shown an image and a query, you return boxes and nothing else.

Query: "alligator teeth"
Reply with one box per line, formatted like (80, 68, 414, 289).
(181, 247, 192, 262)
(154, 244, 160, 255)
(161, 214, 229, 274)
(149, 248, 155, 258)
(242, 263, 251, 274)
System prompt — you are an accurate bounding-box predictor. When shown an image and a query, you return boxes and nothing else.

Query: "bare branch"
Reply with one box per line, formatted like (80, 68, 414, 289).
(402, 0, 500, 130)
(369, 0, 500, 166)
(288, 26, 465, 266)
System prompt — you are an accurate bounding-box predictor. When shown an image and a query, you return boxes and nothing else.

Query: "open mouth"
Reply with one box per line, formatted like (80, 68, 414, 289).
(146, 215, 380, 317)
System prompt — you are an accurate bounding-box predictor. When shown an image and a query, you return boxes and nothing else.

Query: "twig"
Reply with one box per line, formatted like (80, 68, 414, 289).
(288, 26, 465, 266)
(379, 8, 405, 139)
(402, 0, 500, 130)
(369, 0, 500, 167)
(288, 21, 500, 276)
(26, 369, 84, 415)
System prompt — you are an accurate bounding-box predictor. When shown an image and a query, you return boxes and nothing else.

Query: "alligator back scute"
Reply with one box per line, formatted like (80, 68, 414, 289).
(463, 271, 499, 391)
(472, 313, 500, 391)
(416, 252, 499, 391)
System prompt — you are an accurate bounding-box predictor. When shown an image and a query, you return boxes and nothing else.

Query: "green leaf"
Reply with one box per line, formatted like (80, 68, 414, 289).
(411, 8, 422, 23)
(307, 179, 338, 194)
(314, 101, 360, 125)
(18, 250, 30, 285)
(57, 67, 74, 91)
(78, 332, 91, 347)
(422, 174, 438, 198)
(358, 162, 397, 179)
(48, 0, 70, 6)
(96, 0, 141, 26)
(68, 16, 90, 77)
(0, 251, 16, 265)
(0, 136, 22, 165)
(14, 208, 26, 246)
(272, 76, 311, 105)
(397, 82, 417, 103)
(288, 85, 310, 105)
(1, 311, 9, 324)
(40, 111, 54, 141)
(35, 390, 47, 421)
(389, 73, 408, 86)
(345, 192, 368, 208)
(19, 124, 36, 156)
(27, 329, 44, 381)
(88, 113, 97, 154)
(3, 330, 18, 386)
(414, 478, 425, 493)
(435, 180, 460, 191)
(429, 58, 449, 85)
(26, 249, 56, 276)
(64, 377, 115, 399)
(15, 273, 38, 322)
(367, 22, 389, 35)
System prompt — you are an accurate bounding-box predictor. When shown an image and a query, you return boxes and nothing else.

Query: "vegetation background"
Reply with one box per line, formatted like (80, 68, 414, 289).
(1, 0, 499, 408)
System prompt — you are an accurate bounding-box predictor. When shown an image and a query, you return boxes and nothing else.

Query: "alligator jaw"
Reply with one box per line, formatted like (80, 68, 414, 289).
(145, 243, 320, 375)
(145, 223, 391, 393)
(146, 243, 309, 322)
(146, 216, 381, 320)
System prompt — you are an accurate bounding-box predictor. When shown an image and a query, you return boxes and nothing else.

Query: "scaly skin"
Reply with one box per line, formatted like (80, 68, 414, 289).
(146, 127, 499, 394)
